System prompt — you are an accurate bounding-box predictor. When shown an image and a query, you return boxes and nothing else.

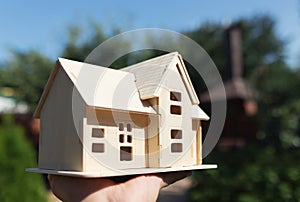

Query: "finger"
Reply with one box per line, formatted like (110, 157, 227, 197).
(158, 171, 192, 188)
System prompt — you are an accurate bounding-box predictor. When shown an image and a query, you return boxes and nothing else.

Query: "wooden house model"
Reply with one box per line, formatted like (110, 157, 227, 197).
(28, 52, 216, 177)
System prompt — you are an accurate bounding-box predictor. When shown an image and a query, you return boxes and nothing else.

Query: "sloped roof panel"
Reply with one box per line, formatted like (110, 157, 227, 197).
(191, 105, 209, 120)
(121, 52, 200, 105)
(59, 58, 156, 114)
(121, 52, 178, 99)
(34, 58, 156, 117)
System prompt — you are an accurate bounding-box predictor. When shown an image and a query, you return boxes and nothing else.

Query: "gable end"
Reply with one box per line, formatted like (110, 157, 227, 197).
(167, 55, 200, 105)
(34, 60, 62, 118)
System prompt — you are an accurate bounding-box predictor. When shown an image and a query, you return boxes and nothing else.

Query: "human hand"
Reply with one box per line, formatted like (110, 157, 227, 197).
(48, 171, 191, 202)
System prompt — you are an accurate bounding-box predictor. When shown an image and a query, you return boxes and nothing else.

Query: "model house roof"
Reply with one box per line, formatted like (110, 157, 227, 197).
(35, 52, 208, 119)
(34, 58, 156, 117)
(121, 52, 200, 105)
(191, 105, 209, 120)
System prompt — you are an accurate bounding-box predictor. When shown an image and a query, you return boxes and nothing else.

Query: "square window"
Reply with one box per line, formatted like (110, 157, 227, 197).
(92, 143, 105, 153)
(92, 128, 104, 138)
(119, 123, 124, 131)
(171, 129, 182, 139)
(127, 123, 132, 132)
(170, 91, 181, 102)
(127, 135, 132, 143)
(120, 146, 132, 161)
(171, 143, 182, 153)
(119, 134, 125, 143)
(170, 105, 181, 115)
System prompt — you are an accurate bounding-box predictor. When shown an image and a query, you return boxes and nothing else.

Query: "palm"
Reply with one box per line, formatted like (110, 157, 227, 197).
(48, 171, 190, 202)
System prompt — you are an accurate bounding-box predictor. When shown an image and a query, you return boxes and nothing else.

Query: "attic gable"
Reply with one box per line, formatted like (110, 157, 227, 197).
(171, 55, 200, 105)
(121, 52, 199, 105)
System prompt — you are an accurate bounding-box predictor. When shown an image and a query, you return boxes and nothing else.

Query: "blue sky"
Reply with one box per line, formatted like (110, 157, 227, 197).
(1, 0, 300, 67)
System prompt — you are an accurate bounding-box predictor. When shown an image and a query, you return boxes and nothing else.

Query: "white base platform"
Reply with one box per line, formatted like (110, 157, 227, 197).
(26, 164, 217, 178)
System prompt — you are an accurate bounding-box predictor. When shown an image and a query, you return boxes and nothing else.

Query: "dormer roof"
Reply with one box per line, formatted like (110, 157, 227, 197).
(121, 52, 200, 105)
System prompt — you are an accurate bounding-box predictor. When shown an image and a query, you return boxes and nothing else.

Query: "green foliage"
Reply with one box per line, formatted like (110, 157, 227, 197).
(185, 14, 300, 145)
(0, 13, 298, 202)
(185, 15, 285, 80)
(183, 15, 294, 108)
(0, 23, 132, 113)
(0, 114, 47, 202)
(186, 14, 300, 202)
(252, 61, 298, 108)
(251, 62, 300, 146)
(61, 23, 106, 61)
(0, 51, 53, 113)
(275, 100, 300, 148)
(239, 15, 285, 77)
(184, 22, 227, 79)
(189, 146, 300, 202)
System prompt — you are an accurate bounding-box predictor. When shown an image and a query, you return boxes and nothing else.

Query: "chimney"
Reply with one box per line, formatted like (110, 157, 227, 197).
(225, 25, 243, 80)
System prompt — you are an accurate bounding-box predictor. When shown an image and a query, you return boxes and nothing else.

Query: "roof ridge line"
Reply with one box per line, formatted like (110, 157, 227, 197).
(120, 51, 179, 71)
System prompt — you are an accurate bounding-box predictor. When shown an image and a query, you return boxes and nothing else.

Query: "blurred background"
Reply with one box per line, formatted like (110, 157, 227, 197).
(1, 0, 300, 201)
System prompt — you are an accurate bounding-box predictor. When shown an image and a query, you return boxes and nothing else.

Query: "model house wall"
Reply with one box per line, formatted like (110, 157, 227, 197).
(122, 53, 208, 168)
(157, 65, 199, 167)
(34, 52, 209, 174)
(38, 66, 84, 171)
(82, 107, 159, 172)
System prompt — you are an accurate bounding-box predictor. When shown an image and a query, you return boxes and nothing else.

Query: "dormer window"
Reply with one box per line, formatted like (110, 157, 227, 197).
(170, 105, 181, 115)
(170, 91, 182, 115)
(170, 91, 181, 102)
(92, 128, 104, 138)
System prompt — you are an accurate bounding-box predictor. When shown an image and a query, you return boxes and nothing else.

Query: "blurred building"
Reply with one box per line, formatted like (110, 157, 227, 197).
(200, 24, 257, 148)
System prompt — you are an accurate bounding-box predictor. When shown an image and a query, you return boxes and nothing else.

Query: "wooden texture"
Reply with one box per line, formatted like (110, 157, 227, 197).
(35, 58, 155, 117)
(30, 52, 212, 177)
(157, 58, 199, 167)
(121, 52, 200, 105)
(83, 107, 159, 171)
(39, 67, 84, 171)
(191, 105, 209, 120)
(121, 52, 176, 99)
(27, 164, 217, 178)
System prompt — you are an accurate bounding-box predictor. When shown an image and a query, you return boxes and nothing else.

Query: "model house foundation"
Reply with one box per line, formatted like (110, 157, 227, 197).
(27, 52, 217, 177)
